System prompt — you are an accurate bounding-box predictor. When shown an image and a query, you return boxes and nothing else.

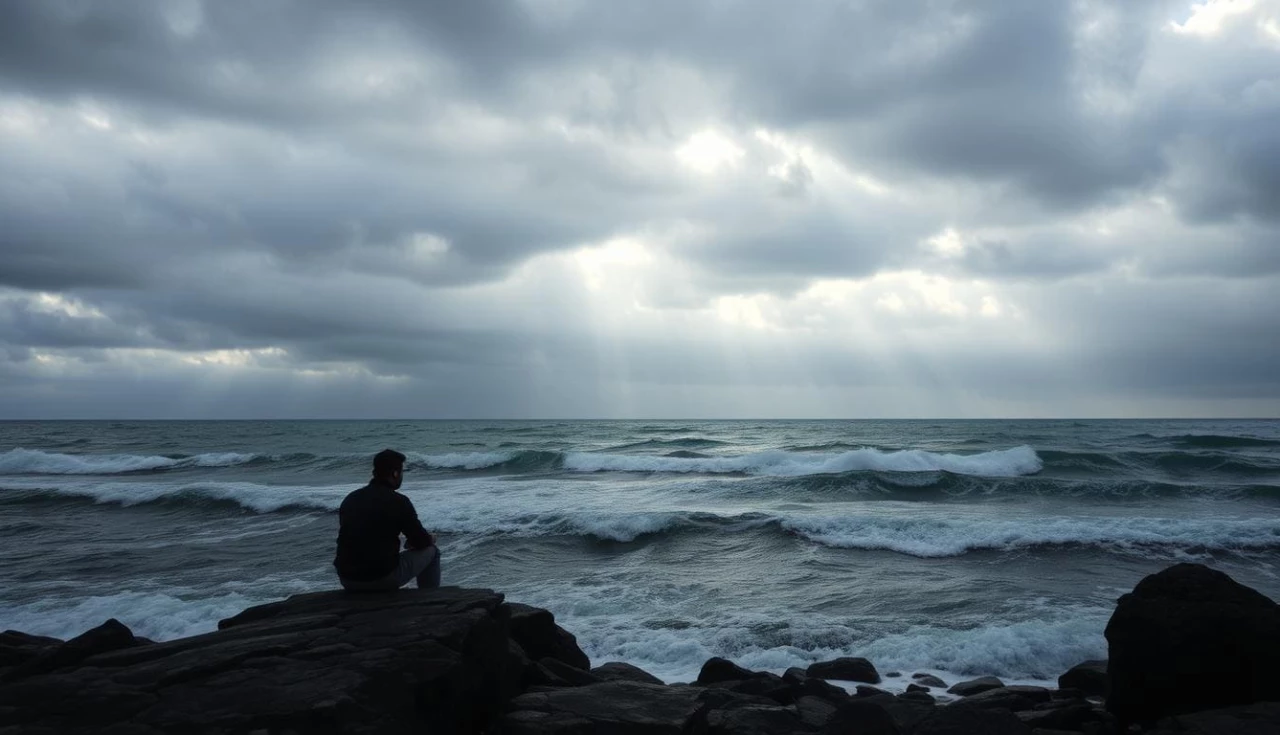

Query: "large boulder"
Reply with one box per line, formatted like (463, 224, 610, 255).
(1105, 563, 1280, 727)
(0, 587, 521, 734)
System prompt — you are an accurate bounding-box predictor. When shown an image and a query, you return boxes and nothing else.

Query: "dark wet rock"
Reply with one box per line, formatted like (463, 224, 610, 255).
(4, 619, 144, 681)
(1105, 563, 1280, 727)
(806, 656, 880, 683)
(886, 671, 901, 678)
(825, 694, 936, 734)
(705, 704, 813, 735)
(912, 673, 947, 688)
(794, 695, 838, 729)
(1147, 701, 1280, 735)
(506, 603, 592, 672)
(0, 588, 520, 734)
(539, 657, 603, 686)
(696, 687, 779, 712)
(898, 690, 936, 704)
(952, 686, 1051, 712)
(697, 657, 758, 685)
(0, 631, 61, 671)
(821, 698, 900, 735)
(912, 705, 1031, 735)
(906, 683, 931, 693)
(856, 685, 892, 698)
(782, 668, 850, 703)
(592, 661, 664, 686)
(503, 680, 707, 735)
(1058, 660, 1108, 697)
(1015, 701, 1104, 731)
(946, 675, 1006, 696)
(712, 672, 793, 705)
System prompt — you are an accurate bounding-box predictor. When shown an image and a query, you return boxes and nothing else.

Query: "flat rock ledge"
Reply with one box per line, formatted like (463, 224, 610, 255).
(2, 563, 1280, 734)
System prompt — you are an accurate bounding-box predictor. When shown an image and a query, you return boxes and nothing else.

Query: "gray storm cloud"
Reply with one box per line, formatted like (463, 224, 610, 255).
(0, 0, 1277, 418)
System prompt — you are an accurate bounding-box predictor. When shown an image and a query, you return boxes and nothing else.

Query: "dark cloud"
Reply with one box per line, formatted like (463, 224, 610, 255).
(0, 0, 1277, 417)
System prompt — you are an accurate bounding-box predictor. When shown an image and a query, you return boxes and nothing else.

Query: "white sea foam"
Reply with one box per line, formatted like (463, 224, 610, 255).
(562, 446, 1042, 477)
(503, 580, 1109, 684)
(782, 513, 1280, 557)
(412, 451, 518, 470)
(0, 448, 258, 475)
(1, 479, 346, 513)
(0, 590, 259, 642)
(409, 446, 1042, 477)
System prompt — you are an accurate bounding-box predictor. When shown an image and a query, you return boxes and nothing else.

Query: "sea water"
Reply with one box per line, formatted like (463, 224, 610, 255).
(1, 419, 1278, 687)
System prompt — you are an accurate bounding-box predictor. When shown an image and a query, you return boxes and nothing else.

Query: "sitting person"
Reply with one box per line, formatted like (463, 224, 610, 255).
(333, 449, 441, 591)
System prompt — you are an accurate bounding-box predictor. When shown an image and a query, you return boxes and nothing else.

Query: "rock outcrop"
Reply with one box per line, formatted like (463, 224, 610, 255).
(1104, 562, 1280, 727)
(0, 587, 543, 734)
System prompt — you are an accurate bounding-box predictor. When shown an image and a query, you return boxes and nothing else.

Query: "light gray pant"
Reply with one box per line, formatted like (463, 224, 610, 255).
(340, 547, 441, 592)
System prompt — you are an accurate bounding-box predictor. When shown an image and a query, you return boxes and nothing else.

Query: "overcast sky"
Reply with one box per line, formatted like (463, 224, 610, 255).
(1, 0, 1278, 419)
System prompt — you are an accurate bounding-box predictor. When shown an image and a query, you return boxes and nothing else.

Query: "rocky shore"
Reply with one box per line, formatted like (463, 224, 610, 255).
(2, 562, 1279, 734)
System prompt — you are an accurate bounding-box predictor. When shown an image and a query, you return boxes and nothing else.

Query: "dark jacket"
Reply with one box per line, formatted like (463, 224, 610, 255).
(333, 480, 433, 581)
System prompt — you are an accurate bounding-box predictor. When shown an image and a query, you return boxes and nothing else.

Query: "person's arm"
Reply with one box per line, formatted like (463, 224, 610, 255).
(399, 495, 435, 550)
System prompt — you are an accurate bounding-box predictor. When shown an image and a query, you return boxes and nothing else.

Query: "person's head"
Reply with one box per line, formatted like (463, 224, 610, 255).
(372, 448, 407, 489)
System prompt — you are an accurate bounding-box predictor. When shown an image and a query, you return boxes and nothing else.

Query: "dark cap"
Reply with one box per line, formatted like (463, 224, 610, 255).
(372, 448, 407, 475)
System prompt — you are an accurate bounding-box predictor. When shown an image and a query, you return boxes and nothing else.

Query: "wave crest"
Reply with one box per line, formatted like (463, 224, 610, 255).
(0, 449, 259, 475)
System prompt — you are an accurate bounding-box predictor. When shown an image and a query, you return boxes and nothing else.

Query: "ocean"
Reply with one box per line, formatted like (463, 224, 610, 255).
(2, 419, 1278, 688)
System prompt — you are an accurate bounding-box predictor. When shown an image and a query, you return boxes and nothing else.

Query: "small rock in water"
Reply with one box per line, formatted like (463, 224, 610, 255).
(912, 672, 947, 688)
(946, 675, 1005, 696)
(697, 656, 758, 685)
(806, 656, 881, 684)
(1058, 659, 1108, 697)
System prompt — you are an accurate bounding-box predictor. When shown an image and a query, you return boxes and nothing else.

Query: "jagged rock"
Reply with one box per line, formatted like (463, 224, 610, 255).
(906, 683, 930, 693)
(4, 619, 144, 681)
(502, 680, 707, 734)
(1147, 701, 1280, 735)
(912, 673, 947, 688)
(1058, 660, 1108, 697)
(782, 668, 849, 703)
(911, 705, 1031, 735)
(705, 704, 813, 735)
(0, 588, 519, 734)
(506, 603, 591, 672)
(806, 656, 880, 683)
(697, 657, 758, 685)
(946, 675, 1005, 696)
(1105, 563, 1280, 727)
(539, 657, 602, 686)
(592, 661, 664, 686)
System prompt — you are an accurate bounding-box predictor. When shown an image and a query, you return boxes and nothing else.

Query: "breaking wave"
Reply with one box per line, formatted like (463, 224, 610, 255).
(0, 449, 260, 475)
